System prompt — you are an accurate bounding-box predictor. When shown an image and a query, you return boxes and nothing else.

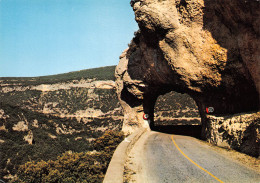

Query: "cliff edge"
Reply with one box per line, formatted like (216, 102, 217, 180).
(115, 0, 260, 156)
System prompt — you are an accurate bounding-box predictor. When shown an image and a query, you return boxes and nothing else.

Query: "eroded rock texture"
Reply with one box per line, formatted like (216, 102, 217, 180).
(116, 0, 260, 156)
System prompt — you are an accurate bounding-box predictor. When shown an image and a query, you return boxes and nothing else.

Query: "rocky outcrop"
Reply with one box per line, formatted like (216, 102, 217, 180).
(23, 130, 34, 145)
(207, 112, 259, 157)
(116, 0, 260, 156)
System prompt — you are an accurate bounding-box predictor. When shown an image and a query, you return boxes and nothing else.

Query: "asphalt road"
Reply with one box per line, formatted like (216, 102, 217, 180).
(125, 131, 260, 183)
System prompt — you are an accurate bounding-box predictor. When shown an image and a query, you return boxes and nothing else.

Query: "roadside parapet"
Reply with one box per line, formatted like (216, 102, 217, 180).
(103, 128, 147, 183)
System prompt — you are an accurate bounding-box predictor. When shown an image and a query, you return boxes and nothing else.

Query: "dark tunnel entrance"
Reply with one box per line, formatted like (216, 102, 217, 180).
(152, 91, 202, 138)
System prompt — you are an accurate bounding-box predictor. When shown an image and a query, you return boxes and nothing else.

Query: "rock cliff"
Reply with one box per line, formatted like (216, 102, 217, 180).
(0, 67, 123, 180)
(116, 0, 260, 156)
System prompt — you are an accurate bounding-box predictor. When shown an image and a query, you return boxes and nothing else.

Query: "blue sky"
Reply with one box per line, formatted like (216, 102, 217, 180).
(0, 0, 138, 77)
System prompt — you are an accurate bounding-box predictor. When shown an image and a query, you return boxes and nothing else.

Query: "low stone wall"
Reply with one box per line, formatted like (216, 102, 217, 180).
(206, 111, 260, 157)
(103, 128, 147, 183)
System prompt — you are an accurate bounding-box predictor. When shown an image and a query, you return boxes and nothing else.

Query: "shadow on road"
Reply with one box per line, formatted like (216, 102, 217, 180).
(152, 125, 202, 139)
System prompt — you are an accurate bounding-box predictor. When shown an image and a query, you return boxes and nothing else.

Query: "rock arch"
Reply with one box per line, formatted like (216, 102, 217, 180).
(116, 0, 259, 156)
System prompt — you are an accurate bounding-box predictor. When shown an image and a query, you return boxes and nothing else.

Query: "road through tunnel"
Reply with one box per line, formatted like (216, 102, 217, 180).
(144, 91, 202, 138)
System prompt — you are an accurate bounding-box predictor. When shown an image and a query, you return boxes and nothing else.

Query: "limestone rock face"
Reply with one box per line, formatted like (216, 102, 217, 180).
(116, 0, 260, 155)
(207, 112, 259, 157)
(24, 130, 34, 145)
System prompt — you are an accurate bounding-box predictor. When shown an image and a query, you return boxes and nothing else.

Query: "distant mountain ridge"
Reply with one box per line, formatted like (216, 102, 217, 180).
(0, 66, 122, 182)
(0, 65, 116, 85)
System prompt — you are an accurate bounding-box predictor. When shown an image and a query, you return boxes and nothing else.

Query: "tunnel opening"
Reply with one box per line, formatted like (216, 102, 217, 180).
(152, 91, 202, 138)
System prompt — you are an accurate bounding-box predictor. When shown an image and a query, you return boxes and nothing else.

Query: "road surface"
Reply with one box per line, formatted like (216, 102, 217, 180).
(124, 131, 260, 183)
